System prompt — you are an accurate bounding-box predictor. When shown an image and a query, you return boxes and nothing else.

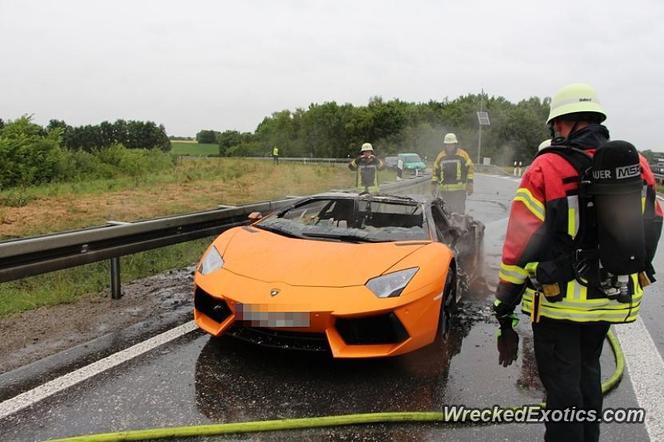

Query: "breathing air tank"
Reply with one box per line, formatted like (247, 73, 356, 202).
(590, 141, 646, 281)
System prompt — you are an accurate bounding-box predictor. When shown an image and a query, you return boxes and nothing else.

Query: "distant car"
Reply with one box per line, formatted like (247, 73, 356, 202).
(193, 193, 484, 358)
(384, 156, 399, 169)
(399, 153, 427, 175)
(651, 162, 664, 184)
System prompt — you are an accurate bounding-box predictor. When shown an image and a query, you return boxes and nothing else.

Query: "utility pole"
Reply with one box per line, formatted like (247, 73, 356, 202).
(478, 89, 484, 164)
(476, 89, 490, 165)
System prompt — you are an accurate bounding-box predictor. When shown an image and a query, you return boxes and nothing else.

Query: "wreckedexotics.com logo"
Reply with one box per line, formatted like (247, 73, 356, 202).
(442, 405, 646, 424)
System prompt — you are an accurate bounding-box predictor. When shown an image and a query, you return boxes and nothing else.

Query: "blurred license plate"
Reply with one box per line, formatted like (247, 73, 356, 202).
(236, 305, 310, 327)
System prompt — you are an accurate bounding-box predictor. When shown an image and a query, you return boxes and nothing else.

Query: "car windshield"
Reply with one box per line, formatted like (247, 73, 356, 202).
(256, 198, 430, 242)
(401, 154, 422, 163)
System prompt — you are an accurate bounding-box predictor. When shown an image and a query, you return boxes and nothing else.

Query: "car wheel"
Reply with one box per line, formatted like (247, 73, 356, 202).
(437, 266, 457, 341)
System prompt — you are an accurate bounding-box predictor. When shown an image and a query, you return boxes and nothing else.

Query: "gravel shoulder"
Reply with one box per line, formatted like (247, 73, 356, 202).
(0, 267, 195, 374)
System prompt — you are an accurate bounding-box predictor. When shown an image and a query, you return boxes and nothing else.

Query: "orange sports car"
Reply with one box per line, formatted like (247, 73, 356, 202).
(194, 193, 484, 358)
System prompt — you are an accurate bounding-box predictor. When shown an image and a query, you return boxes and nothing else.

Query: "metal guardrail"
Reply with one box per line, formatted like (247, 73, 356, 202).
(0, 175, 430, 298)
(244, 157, 348, 164)
(0, 198, 298, 296)
(654, 171, 664, 184)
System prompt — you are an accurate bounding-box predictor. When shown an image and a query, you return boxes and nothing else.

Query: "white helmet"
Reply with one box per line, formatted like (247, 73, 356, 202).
(547, 83, 607, 124)
(538, 139, 552, 150)
(361, 142, 374, 152)
(443, 133, 458, 144)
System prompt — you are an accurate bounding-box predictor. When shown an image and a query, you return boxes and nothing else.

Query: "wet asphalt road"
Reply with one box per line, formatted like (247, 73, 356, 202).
(0, 174, 660, 441)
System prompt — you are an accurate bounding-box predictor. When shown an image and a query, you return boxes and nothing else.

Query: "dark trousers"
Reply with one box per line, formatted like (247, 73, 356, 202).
(441, 189, 466, 213)
(532, 319, 610, 442)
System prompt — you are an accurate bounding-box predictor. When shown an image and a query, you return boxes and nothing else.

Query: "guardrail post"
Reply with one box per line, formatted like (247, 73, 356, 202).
(110, 257, 122, 299)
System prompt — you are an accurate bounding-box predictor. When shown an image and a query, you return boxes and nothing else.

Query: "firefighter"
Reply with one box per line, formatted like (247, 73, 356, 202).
(493, 83, 663, 442)
(431, 133, 474, 213)
(348, 143, 384, 193)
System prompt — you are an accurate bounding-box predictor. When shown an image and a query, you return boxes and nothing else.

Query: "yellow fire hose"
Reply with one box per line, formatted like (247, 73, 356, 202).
(49, 330, 624, 442)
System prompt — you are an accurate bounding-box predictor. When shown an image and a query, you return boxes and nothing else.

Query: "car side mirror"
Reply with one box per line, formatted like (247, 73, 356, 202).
(248, 211, 263, 222)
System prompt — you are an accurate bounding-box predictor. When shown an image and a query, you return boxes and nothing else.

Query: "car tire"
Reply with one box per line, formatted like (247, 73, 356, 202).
(437, 265, 457, 342)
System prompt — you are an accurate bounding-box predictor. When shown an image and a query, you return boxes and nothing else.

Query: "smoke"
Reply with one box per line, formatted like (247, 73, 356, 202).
(491, 143, 518, 167)
(376, 122, 451, 161)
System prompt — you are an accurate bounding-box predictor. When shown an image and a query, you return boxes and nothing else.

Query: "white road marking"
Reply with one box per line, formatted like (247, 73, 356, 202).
(0, 321, 197, 420)
(614, 318, 664, 441)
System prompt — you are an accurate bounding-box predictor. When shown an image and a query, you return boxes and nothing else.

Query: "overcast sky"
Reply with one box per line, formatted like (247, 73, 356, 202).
(1, 0, 663, 150)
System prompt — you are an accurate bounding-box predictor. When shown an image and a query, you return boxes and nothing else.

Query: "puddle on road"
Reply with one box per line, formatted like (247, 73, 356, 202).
(192, 296, 545, 423)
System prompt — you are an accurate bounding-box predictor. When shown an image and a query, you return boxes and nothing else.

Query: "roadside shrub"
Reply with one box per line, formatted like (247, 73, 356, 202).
(95, 144, 174, 177)
(0, 116, 176, 189)
(58, 149, 116, 181)
(226, 142, 265, 157)
(0, 117, 64, 189)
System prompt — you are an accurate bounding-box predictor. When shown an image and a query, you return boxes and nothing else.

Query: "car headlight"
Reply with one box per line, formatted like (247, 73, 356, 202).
(198, 245, 224, 276)
(366, 267, 419, 298)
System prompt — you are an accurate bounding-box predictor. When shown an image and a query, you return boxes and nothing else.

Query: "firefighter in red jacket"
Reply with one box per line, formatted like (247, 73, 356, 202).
(493, 83, 662, 442)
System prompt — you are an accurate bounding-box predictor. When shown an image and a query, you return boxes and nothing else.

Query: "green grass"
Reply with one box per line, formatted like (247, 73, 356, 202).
(0, 159, 389, 317)
(171, 142, 219, 156)
(0, 157, 262, 201)
(0, 238, 212, 318)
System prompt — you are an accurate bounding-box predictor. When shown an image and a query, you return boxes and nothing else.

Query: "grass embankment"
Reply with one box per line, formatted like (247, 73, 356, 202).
(170, 142, 219, 156)
(0, 158, 400, 317)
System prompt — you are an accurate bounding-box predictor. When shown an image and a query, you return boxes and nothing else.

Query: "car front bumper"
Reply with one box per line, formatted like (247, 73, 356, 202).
(193, 269, 442, 358)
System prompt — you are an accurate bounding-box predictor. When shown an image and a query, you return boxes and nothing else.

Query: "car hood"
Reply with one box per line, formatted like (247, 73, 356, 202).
(220, 226, 428, 287)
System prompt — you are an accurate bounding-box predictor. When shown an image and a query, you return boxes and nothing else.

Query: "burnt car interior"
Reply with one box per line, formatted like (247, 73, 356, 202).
(315, 198, 424, 229)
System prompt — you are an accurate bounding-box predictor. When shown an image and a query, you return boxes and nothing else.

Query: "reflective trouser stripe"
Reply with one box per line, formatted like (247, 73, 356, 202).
(439, 183, 466, 191)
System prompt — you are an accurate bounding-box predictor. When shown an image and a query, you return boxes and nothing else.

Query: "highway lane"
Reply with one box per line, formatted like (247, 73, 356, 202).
(0, 174, 659, 441)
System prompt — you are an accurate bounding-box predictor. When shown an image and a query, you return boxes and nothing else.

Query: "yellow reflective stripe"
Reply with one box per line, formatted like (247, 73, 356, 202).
(440, 183, 466, 191)
(565, 279, 584, 300)
(514, 188, 545, 221)
(524, 262, 538, 275)
(566, 195, 579, 238)
(465, 155, 474, 180)
(521, 303, 640, 323)
(499, 263, 529, 284)
(523, 283, 643, 323)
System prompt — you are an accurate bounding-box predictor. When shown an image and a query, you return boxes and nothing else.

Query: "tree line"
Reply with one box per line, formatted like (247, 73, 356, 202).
(0, 116, 173, 189)
(200, 95, 552, 165)
(46, 119, 170, 152)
